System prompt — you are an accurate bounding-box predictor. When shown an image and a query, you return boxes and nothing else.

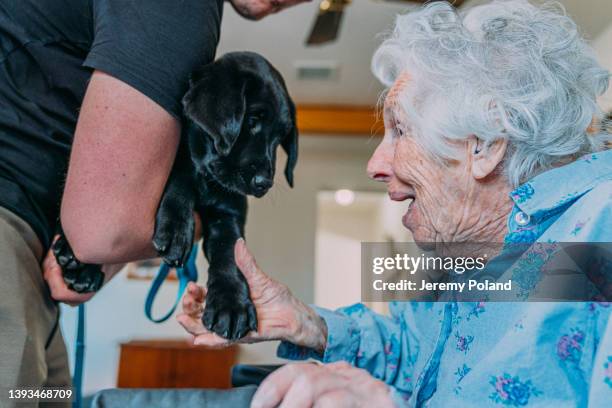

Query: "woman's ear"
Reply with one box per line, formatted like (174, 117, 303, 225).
(469, 135, 507, 180)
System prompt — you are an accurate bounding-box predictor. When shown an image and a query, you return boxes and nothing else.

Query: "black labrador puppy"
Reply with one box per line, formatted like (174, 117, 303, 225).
(53, 51, 298, 340)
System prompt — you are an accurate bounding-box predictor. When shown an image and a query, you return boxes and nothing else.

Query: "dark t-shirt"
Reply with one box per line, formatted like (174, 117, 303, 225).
(0, 0, 223, 250)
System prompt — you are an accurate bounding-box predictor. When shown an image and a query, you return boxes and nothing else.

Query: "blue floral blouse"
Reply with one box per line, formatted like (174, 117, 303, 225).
(278, 150, 612, 407)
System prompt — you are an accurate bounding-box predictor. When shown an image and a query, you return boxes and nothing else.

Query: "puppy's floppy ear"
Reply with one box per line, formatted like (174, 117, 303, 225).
(183, 65, 246, 156)
(282, 124, 298, 188)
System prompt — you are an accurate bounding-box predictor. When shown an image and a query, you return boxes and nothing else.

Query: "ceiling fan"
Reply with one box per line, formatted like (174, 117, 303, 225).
(305, 0, 467, 46)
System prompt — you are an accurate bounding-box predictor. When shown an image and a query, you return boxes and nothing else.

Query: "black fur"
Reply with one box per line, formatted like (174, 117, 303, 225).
(53, 52, 298, 341)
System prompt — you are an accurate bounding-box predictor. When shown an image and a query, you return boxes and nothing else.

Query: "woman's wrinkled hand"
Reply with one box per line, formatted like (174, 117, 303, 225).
(250, 362, 396, 408)
(177, 238, 327, 350)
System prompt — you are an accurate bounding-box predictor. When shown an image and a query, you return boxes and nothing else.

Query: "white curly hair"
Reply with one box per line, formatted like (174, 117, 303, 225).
(372, 0, 610, 187)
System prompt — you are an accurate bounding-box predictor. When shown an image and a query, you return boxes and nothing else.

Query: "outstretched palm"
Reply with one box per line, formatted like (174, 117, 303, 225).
(177, 239, 299, 347)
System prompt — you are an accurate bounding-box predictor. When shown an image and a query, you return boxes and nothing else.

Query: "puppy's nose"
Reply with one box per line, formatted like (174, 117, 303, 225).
(251, 175, 272, 196)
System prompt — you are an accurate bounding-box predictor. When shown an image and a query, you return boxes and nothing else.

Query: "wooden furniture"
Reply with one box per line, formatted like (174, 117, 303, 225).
(117, 339, 237, 389)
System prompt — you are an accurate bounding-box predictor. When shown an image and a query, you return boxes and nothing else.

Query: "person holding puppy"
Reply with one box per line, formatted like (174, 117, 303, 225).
(180, 1, 612, 406)
(0, 0, 307, 403)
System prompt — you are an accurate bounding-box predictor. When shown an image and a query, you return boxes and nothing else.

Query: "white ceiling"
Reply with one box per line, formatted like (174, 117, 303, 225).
(217, 0, 612, 106)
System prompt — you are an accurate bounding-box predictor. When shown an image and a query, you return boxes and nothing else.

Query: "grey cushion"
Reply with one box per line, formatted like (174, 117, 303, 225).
(90, 386, 257, 408)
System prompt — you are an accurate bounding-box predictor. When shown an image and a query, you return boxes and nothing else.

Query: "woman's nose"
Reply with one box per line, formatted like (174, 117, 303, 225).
(367, 140, 393, 182)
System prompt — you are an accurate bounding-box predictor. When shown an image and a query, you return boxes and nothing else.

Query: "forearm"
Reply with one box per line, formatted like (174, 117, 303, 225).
(61, 70, 180, 264)
(279, 302, 412, 395)
(61, 206, 158, 264)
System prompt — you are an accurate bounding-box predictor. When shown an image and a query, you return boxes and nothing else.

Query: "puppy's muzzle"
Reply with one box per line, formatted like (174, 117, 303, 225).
(251, 174, 273, 197)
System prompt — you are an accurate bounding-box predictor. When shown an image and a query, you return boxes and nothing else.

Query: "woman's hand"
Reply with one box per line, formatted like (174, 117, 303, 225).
(177, 239, 327, 350)
(42, 235, 124, 306)
(251, 362, 395, 408)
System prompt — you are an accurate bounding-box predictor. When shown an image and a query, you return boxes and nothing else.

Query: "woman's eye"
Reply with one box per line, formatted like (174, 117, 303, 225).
(394, 125, 404, 137)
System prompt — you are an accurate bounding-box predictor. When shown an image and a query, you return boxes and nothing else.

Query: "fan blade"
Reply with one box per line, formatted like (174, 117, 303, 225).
(306, 9, 345, 45)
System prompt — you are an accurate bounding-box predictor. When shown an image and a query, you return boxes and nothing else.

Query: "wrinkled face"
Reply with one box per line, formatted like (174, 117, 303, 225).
(183, 52, 298, 198)
(392, 134, 473, 244)
(367, 73, 497, 245)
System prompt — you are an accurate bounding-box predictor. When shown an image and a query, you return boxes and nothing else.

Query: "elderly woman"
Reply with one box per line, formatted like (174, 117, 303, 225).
(179, 0, 611, 406)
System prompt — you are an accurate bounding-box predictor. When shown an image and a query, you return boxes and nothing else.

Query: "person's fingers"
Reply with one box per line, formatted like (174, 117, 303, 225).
(326, 362, 379, 387)
(43, 235, 61, 274)
(183, 298, 203, 316)
(313, 390, 353, 408)
(324, 361, 356, 378)
(43, 255, 68, 293)
(182, 283, 206, 316)
(43, 246, 61, 273)
(325, 361, 352, 371)
(278, 368, 348, 408)
(187, 282, 206, 302)
(177, 312, 263, 348)
(251, 364, 317, 408)
(176, 313, 233, 348)
(176, 313, 207, 336)
(193, 333, 231, 348)
(176, 314, 226, 344)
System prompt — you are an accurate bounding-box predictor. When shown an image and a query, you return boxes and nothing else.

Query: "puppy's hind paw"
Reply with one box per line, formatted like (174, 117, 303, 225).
(63, 264, 105, 293)
(52, 235, 104, 293)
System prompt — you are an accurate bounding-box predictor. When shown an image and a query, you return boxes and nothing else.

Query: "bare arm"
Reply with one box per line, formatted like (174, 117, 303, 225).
(61, 70, 180, 264)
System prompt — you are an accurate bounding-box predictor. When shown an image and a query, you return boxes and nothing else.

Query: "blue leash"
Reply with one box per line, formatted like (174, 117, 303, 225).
(145, 245, 199, 323)
(73, 304, 85, 408)
(71, 245, 199, 407)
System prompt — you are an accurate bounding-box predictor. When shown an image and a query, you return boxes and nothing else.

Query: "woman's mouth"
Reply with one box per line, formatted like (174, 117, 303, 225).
(388, 191, 415, 202)
(388, 189, 417, 229)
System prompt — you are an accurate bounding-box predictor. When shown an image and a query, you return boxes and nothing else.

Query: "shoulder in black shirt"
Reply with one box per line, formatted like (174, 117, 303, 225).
(0, 0, 223, 250)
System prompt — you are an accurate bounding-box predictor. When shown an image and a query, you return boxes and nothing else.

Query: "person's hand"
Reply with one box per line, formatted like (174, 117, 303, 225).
(228, 0, 311, 21)
(251, 362, 396, 408)
(43, 235, 124, 306)
(43, 241, 96, 306)
(177, 238, 327, 350)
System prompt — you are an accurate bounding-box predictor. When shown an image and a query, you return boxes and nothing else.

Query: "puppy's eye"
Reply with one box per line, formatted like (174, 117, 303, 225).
(247, 115, 263, 133)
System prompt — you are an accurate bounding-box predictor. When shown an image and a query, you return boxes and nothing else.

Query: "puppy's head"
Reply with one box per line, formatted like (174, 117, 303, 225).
(183, 51, 298, 197)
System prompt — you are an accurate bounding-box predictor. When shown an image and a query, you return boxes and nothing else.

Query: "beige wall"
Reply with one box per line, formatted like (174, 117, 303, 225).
(315, 194, 382, 310)
(594, 22, 612, 112)
(314, 191, 412, 310)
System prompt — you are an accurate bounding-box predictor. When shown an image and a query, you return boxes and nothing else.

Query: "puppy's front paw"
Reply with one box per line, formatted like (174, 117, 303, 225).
(52, 235, 104, 293)
(153, 210, 194, 267)
(202, 280, 257, 340)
